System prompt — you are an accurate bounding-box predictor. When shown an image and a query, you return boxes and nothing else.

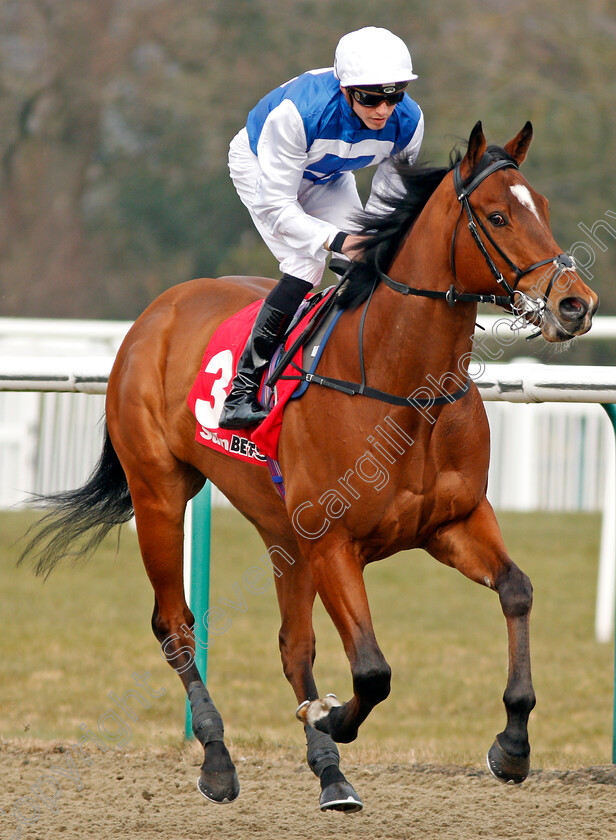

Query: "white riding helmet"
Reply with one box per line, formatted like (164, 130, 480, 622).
(334, 27, 417, 88)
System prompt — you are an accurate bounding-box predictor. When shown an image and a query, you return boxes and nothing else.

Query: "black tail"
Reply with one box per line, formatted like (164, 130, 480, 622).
(19, 424, 134, 577)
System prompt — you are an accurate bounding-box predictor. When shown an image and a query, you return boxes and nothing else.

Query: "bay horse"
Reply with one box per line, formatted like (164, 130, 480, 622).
(21, 122, 598, 813)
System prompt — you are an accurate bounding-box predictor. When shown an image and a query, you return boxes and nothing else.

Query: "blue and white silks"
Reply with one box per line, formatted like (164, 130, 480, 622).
(228, 68, 424, 285)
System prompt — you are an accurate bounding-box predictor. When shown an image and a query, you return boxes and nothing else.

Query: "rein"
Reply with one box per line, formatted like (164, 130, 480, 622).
(268, 153, 577, 410)
(268, 269, 471, 409)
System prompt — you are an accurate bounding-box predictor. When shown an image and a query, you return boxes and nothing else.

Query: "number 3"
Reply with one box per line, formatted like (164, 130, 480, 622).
(194, 349, 234, 429)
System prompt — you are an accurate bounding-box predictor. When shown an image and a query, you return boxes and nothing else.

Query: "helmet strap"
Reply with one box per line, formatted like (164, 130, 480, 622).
(343, 87, 370, 130)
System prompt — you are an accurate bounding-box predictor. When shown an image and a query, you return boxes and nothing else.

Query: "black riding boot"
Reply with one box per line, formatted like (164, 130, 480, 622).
(218, 274, 312, 430)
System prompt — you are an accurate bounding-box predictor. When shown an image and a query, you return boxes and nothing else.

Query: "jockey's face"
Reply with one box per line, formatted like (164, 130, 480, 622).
(341, 86, 398, 130)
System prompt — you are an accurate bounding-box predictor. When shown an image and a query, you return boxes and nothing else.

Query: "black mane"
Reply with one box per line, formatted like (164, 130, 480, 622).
(337, 143, 514, 309)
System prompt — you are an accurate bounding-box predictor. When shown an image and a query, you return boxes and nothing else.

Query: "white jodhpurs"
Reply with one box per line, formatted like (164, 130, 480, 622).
(228, 128, 362, 286)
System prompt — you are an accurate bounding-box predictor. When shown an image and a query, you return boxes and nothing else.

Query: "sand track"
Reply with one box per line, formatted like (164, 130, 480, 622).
(2, 740, 616, 839)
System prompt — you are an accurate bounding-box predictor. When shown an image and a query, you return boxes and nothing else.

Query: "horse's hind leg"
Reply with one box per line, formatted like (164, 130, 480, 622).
(258, 529, 362, 812)
(117, 442, 239, 803)
(426, 498, 536, 784)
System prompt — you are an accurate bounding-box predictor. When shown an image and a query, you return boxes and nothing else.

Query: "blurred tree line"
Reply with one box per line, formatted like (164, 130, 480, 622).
(0, 0, 614, 358)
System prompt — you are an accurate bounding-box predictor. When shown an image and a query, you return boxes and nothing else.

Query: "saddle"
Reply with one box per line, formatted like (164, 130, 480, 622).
(187, 261, 349, 467)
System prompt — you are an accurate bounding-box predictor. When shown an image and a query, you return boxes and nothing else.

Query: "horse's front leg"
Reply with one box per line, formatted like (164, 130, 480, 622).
(296, 539, 391, 744)
(426, 498, 536, 783)
(259, 530, 362, 812)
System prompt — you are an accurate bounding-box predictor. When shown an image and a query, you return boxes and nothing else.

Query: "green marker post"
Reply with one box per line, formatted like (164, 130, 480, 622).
(185, 481, 212, 738)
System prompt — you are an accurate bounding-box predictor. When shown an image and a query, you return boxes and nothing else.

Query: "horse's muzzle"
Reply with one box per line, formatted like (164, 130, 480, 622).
(545, 293, 599, 341)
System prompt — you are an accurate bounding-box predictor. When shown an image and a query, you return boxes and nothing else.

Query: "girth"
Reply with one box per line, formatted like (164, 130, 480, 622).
(274, 358, 471, 407)
(266, 263, 471, 410)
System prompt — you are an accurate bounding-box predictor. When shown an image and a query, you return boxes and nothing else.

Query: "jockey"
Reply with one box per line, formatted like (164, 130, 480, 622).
(218, 26, 424, 430)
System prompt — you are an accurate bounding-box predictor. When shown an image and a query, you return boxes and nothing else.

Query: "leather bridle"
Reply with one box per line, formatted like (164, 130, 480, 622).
(380, 155, 577, 332)
(266, 154, 581, 407)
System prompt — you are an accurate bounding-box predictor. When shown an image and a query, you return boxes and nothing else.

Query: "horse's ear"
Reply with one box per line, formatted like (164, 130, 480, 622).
(504, 121, 533, 165)
(459, 121, 487, 180)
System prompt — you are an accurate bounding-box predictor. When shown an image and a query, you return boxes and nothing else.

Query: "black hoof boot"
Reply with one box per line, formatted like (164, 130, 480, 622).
(320, 780, 363, 813)
(196, 742, 240, 804)
(319, 765, 363, 813)
(486, 737, 530, 784)
(197, 770, 240, 804)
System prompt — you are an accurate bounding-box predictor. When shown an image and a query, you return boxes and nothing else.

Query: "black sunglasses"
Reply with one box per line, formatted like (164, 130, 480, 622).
(351, 88, 406, 107)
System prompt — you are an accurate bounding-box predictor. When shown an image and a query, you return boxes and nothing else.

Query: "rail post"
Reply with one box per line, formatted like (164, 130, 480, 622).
(600, 404, 616, 762)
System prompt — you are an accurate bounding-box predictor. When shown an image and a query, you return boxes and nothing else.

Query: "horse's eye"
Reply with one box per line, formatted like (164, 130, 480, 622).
(489, 213, 507, 227)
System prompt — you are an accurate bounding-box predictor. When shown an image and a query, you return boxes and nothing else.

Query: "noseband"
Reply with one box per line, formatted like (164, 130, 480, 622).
(380, 155, 577, 334)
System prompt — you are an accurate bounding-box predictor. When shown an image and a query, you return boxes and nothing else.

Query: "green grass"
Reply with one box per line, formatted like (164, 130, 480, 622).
(0, 508, 612, 769)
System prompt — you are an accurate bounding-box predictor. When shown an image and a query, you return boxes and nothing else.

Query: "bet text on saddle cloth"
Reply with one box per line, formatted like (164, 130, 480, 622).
(188, 296, 327, 463)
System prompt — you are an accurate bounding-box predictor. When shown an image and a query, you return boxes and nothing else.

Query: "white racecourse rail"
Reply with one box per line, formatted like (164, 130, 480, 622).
(1, 318, 616, 641)
(475, 363, 616, 643)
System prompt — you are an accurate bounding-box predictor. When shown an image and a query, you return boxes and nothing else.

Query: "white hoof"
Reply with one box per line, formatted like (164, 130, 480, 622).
(296, 694, 342, 727)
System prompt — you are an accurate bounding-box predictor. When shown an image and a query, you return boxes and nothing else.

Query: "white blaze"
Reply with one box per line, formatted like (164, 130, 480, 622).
(510, 184, 542, 224)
